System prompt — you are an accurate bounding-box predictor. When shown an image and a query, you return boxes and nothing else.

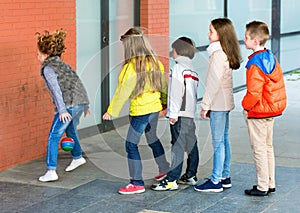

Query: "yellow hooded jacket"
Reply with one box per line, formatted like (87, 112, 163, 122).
(107, 59, 167, 117)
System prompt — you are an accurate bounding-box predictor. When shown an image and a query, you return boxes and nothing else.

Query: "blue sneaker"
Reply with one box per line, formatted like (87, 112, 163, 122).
(221, 177, 232, 188)
(194, 179, 223, 192)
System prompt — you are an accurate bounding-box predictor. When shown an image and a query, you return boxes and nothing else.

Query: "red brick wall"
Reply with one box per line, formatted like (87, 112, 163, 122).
(140, 0, 170, 72)
(0, 0, 76, 171)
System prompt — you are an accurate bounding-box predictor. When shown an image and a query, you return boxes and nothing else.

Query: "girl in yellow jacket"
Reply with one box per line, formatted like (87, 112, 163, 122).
(102, 28, 169, 195)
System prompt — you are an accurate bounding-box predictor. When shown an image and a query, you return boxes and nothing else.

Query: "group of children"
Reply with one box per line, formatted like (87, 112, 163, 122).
(37, 18, 286, 197)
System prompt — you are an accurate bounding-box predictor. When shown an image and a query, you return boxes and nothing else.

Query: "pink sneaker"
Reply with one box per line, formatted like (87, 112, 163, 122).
(154, 173, 167, 181)
(118, 184, 145, 195)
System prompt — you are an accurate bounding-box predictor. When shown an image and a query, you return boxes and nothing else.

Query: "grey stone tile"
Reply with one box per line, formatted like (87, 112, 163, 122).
(0, 182, 67, 213)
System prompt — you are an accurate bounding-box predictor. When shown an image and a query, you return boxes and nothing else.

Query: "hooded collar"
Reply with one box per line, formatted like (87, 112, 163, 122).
(207, 41, 222, 56)
(246, 49, 276, 75)
(174, 56, 193, 68)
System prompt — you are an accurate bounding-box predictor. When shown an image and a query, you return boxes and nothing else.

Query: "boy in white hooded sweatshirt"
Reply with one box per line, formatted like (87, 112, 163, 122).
(152, 37, 199, 191)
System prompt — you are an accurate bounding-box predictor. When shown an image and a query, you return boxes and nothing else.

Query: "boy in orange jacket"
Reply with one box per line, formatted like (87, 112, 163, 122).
(242, 21, 287, 196)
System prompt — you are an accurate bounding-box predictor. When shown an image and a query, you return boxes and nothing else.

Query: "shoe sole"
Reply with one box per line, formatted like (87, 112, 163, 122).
(222, 183, 232, 188)
(118, 189, 145, 195)
(245, 192, 268, 196)
(38, 177, 58, 182)
(194, 188, 223, 193)
(245, 188, 268, 196)
(151, 186, 178, 191)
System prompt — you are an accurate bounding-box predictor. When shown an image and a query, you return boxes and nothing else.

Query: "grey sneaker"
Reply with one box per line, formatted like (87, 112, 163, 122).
(177, 174, 198, 186)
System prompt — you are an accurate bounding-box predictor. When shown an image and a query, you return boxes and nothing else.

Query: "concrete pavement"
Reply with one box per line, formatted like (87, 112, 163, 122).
(0, 73, 300, 213)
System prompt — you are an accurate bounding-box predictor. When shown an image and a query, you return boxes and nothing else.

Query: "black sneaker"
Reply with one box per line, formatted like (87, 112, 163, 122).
(245, 186, 268, 196)
(253, 185, 275, 194)
(268, 188, 276, 194)
(221, 177, 232, 188)
(177, 174, 198, 186)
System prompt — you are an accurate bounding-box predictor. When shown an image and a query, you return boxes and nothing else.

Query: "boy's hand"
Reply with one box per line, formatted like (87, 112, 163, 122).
(102, 112, 111, 120)
(169, 118, 177, 125)
(59, 112, 72, 123)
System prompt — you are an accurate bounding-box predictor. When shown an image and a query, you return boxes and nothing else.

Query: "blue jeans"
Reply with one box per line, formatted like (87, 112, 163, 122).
(126, 112, 170, 186)
(167, 117, 199, 182)
(210, 111, 231, 183)
(46, 105, 84, 170)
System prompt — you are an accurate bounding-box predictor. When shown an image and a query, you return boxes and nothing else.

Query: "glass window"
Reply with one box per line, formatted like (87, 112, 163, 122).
(170, 0, 224, 47)
(193, 51, 209, 98)
(280, 35, 300, 72)
(228, 0, 272, 40)
(76, 0, 135, 127)
(76, 0, 101, 128)
(281, 0, 300, 33)
(170, 0, 224, 99)
(109, 0, 134, 118)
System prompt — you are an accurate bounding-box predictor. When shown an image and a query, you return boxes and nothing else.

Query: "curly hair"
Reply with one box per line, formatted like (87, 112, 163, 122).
(36, 29, 66, 57)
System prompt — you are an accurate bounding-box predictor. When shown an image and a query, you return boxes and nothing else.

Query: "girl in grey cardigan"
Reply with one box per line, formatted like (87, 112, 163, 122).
(36, 30, 89, 182)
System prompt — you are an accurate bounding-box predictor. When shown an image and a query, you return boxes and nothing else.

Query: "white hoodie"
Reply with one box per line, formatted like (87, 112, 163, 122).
(167, 56, 199, 120)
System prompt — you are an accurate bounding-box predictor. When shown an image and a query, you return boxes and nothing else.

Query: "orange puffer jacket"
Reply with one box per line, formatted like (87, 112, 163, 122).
(242, 49, 287, 119)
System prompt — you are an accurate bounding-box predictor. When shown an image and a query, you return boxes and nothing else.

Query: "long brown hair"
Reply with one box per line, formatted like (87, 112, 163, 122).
(211, 18, 242, 69)
(121, 28, 163, 98)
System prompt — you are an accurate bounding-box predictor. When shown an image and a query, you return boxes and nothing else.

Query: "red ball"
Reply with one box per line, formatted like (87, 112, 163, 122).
(60, 137, 75, 151)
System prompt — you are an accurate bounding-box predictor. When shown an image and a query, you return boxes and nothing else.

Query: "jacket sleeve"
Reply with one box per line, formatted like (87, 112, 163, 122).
(201, 51, 225, 110)
(43, 66, 67, 114)
(242, 65, 264, 111)
(168, 64, 185, 119)
(107, 63, 136, 117)
(159, 62, 168, 106)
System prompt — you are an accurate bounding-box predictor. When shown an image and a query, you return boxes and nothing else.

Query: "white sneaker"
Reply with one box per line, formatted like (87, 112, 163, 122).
(39, 171, 58, 182)
(65, 157, 86, 172)
(151, 179, 178, 191)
